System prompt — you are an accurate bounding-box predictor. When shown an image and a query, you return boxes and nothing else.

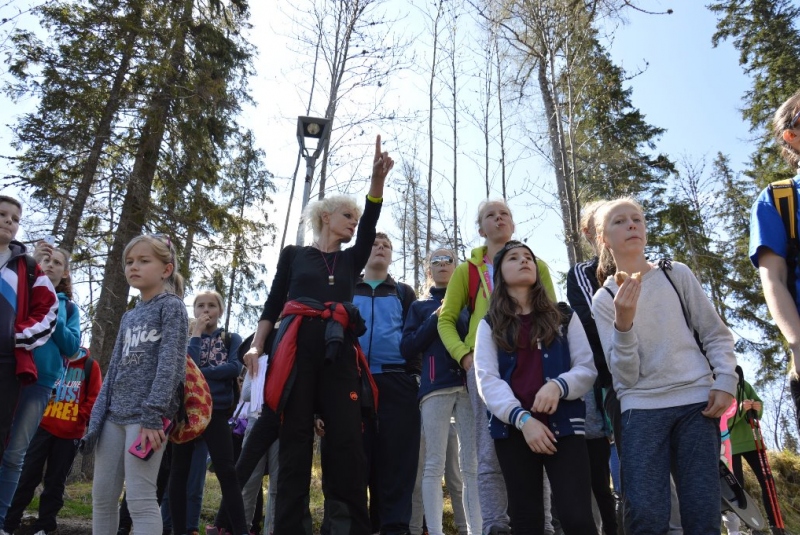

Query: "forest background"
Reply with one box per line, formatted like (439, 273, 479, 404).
(1, 0, 799, 451)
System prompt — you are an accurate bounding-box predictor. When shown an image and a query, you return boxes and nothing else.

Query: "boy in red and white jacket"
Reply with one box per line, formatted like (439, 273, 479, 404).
(4, 347, 102, 535)
(0, 195, 57, 458)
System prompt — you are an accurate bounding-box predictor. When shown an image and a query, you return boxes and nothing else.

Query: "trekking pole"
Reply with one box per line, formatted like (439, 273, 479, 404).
(746, 409, 785, 533)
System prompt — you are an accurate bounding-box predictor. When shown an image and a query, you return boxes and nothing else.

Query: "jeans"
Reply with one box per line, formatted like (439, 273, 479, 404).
(161, 438, 207, 531)
(4, 427, 78, 533)
(171, 410, 246, 535)
(0, 364, 20, 461)
(0, 382, 51, 528)
(93, 421, 167, 535)
(420, 388, 480, 535)
(621, 402, 720, 535)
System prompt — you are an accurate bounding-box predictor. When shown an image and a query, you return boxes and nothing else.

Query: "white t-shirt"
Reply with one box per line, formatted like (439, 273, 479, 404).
(0, 248, 12, 270)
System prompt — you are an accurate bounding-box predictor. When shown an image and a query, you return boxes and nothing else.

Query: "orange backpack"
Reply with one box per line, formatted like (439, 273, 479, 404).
(170, 355, 212, 444)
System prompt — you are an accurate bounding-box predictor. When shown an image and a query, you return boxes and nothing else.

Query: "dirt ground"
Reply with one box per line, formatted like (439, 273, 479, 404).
(16, 516, 92, 535)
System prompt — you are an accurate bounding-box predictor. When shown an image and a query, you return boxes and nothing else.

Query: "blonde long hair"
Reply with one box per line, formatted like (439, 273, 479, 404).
(123, 235, 184, 297)
(594, 197, 645, 282)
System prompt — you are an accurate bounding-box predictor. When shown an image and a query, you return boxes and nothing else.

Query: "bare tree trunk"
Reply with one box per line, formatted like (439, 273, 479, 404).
(426, 0, 444, 256)
(495, 40, 507, 201)
(412, 178, 421, 290)
(451, 24, 459, 257)
(481, 34, 492, 199)
(316, 0, 361, 199)
(402, 184, 408, 280)
(537, 59, 578, 265)
(61, 5, 141, 252)
(182, 178, 202, 274)
(282, 35, 321, 251)
(89, 0, 193, 371)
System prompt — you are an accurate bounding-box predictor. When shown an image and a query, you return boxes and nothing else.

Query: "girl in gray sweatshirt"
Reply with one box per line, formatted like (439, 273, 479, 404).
(82, 235, 188, 535)
(591, 198, 737, 535)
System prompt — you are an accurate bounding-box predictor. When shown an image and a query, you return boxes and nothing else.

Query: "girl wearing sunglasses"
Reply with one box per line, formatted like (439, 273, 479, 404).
(400, 249, 480, 535)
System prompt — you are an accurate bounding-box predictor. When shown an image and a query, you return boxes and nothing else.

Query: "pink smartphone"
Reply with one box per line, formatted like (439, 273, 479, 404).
(128, 417, 174, 460)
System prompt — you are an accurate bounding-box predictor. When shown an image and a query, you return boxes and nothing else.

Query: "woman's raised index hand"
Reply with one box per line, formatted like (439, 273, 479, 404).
(371, 134, 394, 183)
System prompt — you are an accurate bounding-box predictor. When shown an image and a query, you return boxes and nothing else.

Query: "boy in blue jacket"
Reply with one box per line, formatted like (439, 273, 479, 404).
(354, 233, 417, 535)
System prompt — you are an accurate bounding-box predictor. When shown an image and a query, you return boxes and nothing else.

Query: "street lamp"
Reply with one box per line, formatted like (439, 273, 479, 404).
(296, 115, 332, 245)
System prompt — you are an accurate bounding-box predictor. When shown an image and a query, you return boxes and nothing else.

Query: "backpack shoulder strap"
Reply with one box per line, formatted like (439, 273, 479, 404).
(658, 258, 706, 355)
(83, 356, 94, 387)
(221, 329, 232, 351)
(24, 255, 37, 292)
(769, 178, 798, 240)
(769, 178, 799, 300)
(395, 281, 405, 306)
(657, 258, 691, 330)
(556, 302, 574, 336)
(467, 262, 481, 314)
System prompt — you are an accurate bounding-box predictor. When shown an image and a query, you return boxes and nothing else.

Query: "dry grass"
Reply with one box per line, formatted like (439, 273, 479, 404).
(58, 446, 800, 534)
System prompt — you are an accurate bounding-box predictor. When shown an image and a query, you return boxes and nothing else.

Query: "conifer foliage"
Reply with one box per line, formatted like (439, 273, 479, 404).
(2, 0, 268, 369)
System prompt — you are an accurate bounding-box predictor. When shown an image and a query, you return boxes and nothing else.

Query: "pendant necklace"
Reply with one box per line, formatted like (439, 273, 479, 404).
(319, 248, 339, 285)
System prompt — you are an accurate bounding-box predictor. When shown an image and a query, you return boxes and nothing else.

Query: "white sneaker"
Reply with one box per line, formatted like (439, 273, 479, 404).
(34, 531, 47, 535)
(0, 530, 11, 535)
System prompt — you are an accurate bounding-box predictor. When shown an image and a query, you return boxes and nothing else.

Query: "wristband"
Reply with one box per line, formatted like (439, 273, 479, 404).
(367, 194, 383, 203)
(516, 411, 532, 431)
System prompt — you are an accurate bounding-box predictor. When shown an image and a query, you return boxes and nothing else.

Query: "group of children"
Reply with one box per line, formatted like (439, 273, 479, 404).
(0, 194, 101, 535)
(4, 85, 800, 535)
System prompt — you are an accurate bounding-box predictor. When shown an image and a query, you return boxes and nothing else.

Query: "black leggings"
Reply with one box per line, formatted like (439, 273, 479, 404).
(732, 449, 779, 527)
(170, 409, 247, 535)
(586, 437, 618, 535)
(495, 431, 597, 535)
(214, 407, 282, 528)
(274, 317, 370, 535)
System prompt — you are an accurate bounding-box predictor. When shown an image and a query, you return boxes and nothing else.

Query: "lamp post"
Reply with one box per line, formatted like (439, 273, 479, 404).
(296, 116, 332, 246)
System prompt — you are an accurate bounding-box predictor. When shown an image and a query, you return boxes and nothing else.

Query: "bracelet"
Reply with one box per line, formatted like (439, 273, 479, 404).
(366, 194, 383, 203)
(516, 411, 532, 431)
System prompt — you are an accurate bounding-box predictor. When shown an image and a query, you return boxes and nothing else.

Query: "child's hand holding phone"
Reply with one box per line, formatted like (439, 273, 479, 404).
(128, 417, 173, 460)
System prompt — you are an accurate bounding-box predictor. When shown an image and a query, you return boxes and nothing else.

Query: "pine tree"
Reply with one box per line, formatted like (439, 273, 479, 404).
(709, 0, 800, 189)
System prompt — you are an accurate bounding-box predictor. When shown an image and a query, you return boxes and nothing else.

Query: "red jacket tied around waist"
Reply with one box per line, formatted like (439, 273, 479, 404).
(264, 298, 378, 414)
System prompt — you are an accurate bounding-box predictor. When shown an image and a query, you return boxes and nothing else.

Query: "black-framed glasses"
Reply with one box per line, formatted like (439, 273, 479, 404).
(431, 255, 454, 266)
(788, 109, 800, 130)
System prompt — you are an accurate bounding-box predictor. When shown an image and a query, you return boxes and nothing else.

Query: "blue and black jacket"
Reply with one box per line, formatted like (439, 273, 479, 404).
(488, 314, 588, 441)
(354, 274, 416, 374)
(401, 286, 468, 399)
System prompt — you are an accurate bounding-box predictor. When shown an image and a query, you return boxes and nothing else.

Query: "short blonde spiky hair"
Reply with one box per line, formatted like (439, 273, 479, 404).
(303, 195, 362, 238)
